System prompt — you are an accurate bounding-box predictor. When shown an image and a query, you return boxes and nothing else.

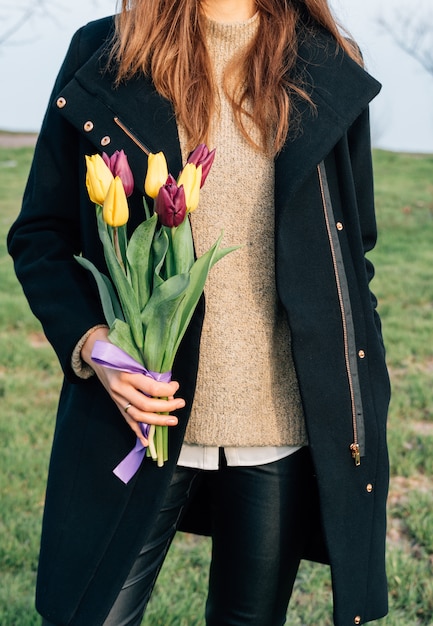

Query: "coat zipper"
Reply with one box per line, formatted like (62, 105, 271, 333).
(114, 117, 151, 155)
(317, 162, 363, 466)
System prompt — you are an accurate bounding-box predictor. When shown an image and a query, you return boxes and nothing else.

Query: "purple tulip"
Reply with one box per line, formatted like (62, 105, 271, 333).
(102, 150, 134, 197)
(186, 144, 216, 187)
(155, 175, 187, 227)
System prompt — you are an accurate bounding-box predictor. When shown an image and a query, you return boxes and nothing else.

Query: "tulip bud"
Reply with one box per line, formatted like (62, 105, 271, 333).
(177, 163, 202, 212)
(102, 150, 134, 197)
(103, 177, 129, 227)
(155, 175, 187, 227)
(85, 154, 114, 205)
(145, 152, 169, 199)
(187, 144, 215, 187)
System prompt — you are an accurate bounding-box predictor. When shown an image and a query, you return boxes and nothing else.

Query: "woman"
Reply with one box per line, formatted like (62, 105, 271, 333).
(8, 0, 390, 624)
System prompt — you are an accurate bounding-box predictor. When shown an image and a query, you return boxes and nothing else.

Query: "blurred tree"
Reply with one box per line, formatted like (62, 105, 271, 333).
(0, 1, 50, 47)
(0, 0, 102, 49)
(379, 2, 433, 77)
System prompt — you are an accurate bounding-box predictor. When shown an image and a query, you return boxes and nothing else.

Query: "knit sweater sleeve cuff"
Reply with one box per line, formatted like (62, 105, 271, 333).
(71, 324, 109, 379)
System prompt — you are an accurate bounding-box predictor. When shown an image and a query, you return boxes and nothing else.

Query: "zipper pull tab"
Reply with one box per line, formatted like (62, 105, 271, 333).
(350, 443, 361, 467)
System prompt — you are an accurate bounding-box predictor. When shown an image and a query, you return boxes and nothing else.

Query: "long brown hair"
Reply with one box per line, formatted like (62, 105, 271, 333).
(111, 0, 362, 155)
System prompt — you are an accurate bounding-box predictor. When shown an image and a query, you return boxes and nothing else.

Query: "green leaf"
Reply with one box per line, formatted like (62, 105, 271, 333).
(99, 273, 125, 321)
(108, 319, 144, 365)
(141, 273, 190, 372)
(126, 214, 158, 311)
(96, 210, 143, 348)
(152, 227, 169, 288)
(171, 217, 194, 275)
(74, 255, 123, 326)
(171, 234, 240, 358)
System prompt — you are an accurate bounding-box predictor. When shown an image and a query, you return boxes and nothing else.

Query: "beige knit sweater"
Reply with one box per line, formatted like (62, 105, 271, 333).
(179, 14, 307, 447)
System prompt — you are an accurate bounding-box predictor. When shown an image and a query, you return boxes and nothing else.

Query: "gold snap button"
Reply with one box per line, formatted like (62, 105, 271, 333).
(56, 97, 66, 108)
(358, 350, 365, 359)
(336, 221, 343, 231)
(84, 121, 94, 132)
(366, 483, 373, 493)
(100, 135, 111, 146)
(354, 617, 361, 625)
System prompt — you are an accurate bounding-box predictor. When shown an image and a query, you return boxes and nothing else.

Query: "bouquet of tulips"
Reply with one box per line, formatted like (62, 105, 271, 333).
(77, 145, 238, 481)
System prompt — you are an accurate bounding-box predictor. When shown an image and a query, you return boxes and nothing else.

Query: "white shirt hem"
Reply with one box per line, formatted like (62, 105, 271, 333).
(177, 444, 303, 470)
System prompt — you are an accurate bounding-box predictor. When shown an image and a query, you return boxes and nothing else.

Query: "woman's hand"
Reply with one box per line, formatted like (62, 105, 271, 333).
(81, 327, 185, 447)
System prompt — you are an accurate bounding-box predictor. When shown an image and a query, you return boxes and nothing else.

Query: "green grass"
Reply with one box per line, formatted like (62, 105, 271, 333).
(1, 144, 433, 625)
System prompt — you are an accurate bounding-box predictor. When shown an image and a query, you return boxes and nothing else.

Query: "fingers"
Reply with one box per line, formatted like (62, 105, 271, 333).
(130, 373, 180, 399)
(113, 374, 184, 416)
(92, 366, 185, 443)
(121, 401, 179, 427)
(104, 371, 183, 410)
(120, 397, 179, 448)
(110, 372, 181, 405)
(125, 391, 184, 416)
(113, 372, 183, 430)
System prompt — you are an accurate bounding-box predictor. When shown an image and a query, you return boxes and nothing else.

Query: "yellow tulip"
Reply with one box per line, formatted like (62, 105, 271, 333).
(177, 163, 202, 212)
(144, 152, 169, 199)
(102, 177, 129, 227)
(85, 154, 114, 205)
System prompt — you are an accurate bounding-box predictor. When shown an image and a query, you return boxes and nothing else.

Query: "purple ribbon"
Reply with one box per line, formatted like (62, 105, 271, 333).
(91, 341, 171, 484)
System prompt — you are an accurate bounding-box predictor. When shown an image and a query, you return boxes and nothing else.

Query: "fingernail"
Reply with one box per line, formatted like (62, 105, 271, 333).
(166, 418, 178, 425)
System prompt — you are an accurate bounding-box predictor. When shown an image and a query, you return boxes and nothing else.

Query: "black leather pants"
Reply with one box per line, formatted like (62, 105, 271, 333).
(43, 447, 317, 626)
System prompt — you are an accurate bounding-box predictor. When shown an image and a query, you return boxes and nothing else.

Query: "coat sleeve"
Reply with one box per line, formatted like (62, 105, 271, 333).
(7, 22, 112, 383)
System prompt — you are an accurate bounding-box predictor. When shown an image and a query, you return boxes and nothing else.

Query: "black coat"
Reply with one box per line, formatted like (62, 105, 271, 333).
(8, 16, 390, 626)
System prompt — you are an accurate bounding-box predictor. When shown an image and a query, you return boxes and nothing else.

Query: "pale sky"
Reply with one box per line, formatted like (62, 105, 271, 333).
(1, 0, 433, 153)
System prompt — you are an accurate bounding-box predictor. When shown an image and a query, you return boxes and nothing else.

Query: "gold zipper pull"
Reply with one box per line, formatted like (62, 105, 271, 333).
(350, 443, 361, 466)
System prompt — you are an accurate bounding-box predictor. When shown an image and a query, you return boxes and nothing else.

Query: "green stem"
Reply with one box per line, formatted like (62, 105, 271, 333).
(156, 426, 164, 467)
(143, 196, 151, 221)
(147, 424, 157, 461)
(113, 227, 125, 271)
(165, 227, 176, 278)
(163, 425, 168, 462)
